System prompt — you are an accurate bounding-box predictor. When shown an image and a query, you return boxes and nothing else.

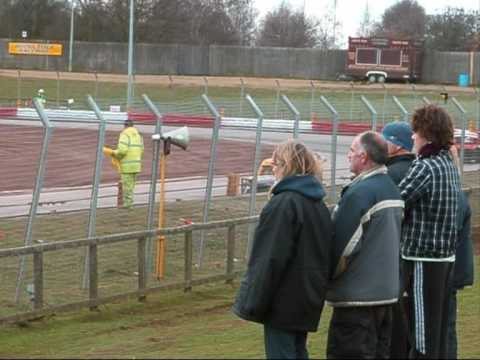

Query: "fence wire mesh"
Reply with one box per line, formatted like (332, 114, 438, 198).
(0, 76, 478, 319)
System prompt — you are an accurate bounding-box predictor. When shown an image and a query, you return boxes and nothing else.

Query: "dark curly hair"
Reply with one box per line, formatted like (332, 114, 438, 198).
(411, 105, 454, 149)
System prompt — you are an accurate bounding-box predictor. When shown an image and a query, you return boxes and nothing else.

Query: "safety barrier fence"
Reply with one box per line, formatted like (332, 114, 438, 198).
(0, 91, 478, 319)
(0, 187, 478, 323)
(0, 216, 257, 324)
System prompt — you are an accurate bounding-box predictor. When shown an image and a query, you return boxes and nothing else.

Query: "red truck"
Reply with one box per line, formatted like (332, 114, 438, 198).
(345, 37, 424, 83)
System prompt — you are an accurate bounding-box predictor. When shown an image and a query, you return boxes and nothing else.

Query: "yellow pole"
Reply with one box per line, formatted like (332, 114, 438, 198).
(156, 151, 167, 279)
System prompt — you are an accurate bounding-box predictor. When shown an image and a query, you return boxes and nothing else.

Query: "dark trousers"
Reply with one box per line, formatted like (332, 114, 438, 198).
(327, 305, 393, 359)
(390, 297, 412, 359)
(263, 324, 308, 359)
(447, 289, 458, 359)
(402, 260, 453, 359)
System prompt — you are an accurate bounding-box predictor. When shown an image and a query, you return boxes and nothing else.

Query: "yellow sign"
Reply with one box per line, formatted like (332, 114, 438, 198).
(8, 42, 63, 56)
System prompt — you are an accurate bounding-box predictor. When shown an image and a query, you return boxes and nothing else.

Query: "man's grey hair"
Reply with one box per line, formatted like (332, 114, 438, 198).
(358, 131, 388, 165)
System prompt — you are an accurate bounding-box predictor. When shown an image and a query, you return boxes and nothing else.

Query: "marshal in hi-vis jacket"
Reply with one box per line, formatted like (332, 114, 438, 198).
(113, 126, 144, 174)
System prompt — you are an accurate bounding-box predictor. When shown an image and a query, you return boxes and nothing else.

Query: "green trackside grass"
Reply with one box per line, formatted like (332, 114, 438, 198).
(1, 74, 479, 126)
(0, 258, 478, 359)
(0, 193, 271, 318)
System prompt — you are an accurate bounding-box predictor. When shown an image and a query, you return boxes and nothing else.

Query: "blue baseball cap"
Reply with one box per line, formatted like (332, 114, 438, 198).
(382, 121, 413, 151)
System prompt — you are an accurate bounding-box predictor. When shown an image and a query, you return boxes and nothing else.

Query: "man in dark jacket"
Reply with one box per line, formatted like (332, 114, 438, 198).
(233, 140, 332, 359)
(382, 121, 415, 359)
(447, 191, 475, 358)
(326, 131, 404, 359)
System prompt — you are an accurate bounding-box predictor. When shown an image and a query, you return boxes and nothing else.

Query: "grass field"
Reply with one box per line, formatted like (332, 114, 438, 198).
(0, 194, 269, 318)
(0, 71, 479, 357)
(1, 72, 479, 128)
(0, 257, 478, 359)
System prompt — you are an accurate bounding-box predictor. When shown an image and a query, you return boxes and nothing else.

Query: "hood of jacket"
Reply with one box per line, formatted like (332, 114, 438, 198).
(271, 175, 326, 200)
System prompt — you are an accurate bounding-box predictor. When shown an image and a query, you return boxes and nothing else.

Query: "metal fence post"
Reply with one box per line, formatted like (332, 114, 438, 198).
(422, 96, 431, 105)
(226, 225, 236, 284)
(281, 94, 300, 138)
(239, 78, 245, 117)
(94, 72, 99, 100)
(274, 80, 281, 118)
(244, 94, 265, 259)
(197, 95, 221, 267)
(82, 95, 107, 289)
(184, 230, 193, 292)
(203, 77, 208, 96)
(475, 87, 479, 130)
(392, 96, 409, 122)
(361, 95, 378, 131)
(88, 238, 98, 310)
(32, 249, 44, 311)
(142, 95, 163, 274)
(56, 71, 61, 107)
(310, 80, 316, 119)
(137, 236, 147, 301)
(15, 98, 53, 304)
(17, 69, 22, 106)
(349, 82, 355, 122)
(451, 97, 467, 180)
(411, 84, 417, 108)
(381, 83, 387, 126)
(320, 96, 339, 203)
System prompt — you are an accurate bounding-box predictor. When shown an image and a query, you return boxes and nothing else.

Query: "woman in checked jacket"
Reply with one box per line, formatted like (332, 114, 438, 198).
(398, 104, 461, 359)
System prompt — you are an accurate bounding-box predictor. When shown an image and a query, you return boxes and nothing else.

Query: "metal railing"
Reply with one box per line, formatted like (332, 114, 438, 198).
(1, 89, 478, 321)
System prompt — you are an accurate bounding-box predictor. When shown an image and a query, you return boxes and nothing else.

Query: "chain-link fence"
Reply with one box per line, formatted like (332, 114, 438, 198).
(0, 80, 479, 320)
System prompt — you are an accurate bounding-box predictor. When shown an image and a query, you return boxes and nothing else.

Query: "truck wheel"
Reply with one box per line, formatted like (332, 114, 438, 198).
(377, 75, 386, 83)
(368, 74, 377, 83)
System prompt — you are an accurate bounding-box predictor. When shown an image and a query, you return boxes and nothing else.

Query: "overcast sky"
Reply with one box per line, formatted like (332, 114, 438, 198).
(254, 0, 480, 47)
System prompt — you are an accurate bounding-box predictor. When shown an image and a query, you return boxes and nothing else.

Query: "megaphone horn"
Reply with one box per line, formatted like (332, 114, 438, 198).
(154, 126, 189, 150)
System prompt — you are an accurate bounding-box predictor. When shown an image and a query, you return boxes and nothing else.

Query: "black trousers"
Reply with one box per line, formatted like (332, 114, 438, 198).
(390, 297, 412, 359)
(327, 305, 393, 359)
(402, 260, 453, 359)
(447, 289, 458, 359)
(390, 258, 413, 359)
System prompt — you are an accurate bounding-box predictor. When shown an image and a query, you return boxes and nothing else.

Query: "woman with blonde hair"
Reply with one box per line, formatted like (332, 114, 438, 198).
(233, 140, 333, 359)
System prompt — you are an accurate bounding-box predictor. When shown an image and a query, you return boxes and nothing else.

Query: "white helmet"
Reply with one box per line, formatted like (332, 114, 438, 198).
(38, 89, 44, 94)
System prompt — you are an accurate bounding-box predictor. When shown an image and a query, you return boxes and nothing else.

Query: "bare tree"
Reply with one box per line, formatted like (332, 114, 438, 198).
(256, 2, 320, 48)
(143, 0, 191, 44)
(225, 0, 258, 46)
(74, 0, 112, 42)
(357, 0, 374, 37)
(426, 7, 479, 51)
(0, 0, 67, 40)
(374, 0, 426, 39)
(186, 0, 238, 45)
(0, 0, 256, 45)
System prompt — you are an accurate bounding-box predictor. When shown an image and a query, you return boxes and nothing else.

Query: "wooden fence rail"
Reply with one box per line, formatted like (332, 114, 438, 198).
(0, 216, 258, 324)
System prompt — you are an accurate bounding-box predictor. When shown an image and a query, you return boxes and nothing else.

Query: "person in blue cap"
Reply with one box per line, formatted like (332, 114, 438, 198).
(382, 121, 415, 186)
(382, 121, 415, 359)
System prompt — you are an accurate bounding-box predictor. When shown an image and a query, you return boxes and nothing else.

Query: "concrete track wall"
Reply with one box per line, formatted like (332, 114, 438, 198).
(0, 39, 478, 84)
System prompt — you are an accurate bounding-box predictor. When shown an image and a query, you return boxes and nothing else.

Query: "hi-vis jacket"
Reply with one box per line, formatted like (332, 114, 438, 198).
(326, 166, 404, 307)
(113, 127, 144, 173)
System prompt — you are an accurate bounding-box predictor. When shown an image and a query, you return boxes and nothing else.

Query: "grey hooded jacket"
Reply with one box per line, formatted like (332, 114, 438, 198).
(326, 166, 404, 307)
